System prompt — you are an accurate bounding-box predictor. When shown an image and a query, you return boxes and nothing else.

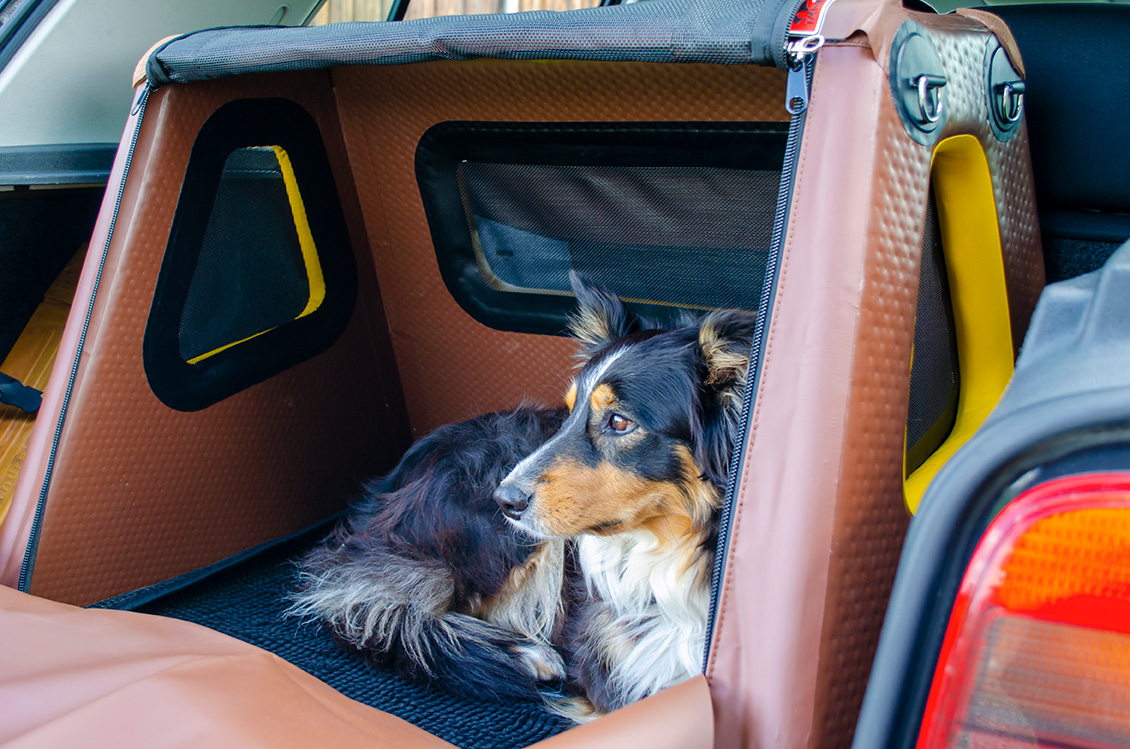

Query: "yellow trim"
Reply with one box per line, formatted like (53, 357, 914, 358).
(186, 328, 272, 365)
(187, 146, 327, 365)
(273, 145, 326, 318)
(904, 135, 1014, 513)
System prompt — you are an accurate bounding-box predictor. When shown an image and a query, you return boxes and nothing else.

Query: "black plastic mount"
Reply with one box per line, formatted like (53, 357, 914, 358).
(986, 40, 1025, 142)
(888, 20, 949, 146)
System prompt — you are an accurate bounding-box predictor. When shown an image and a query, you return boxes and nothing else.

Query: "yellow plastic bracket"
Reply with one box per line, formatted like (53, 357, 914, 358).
(904, 135, 1014, 513)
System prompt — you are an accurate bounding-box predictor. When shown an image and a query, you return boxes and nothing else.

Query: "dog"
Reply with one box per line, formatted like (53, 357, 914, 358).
(289, 404, 570, 700)
(291, 272, 754, 716)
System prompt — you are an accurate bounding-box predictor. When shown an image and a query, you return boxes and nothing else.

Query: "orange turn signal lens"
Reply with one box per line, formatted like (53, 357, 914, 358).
(918, 474, 1130, 749)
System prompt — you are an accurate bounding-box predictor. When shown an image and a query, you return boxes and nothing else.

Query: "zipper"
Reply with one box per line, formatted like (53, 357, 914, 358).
(18, 84, 152, 591)
(785, 35, 825, 114)
(703, 51, 817, 671)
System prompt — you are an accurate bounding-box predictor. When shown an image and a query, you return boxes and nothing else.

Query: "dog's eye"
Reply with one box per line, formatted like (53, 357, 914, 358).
(606, 413, 635, 434)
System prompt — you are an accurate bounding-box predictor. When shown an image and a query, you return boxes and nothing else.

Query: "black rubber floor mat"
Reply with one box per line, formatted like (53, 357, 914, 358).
(95, 533, 572, 749)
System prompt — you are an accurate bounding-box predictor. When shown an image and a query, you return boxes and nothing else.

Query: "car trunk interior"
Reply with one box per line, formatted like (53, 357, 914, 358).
(7, 2, 1115, 745)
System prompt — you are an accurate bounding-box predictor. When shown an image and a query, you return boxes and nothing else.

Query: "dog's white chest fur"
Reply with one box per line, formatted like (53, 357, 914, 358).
(578, 531, 710, 704)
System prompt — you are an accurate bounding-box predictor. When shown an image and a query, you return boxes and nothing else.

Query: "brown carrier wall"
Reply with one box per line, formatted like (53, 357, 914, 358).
(333, 60, 791, 435)
(706, 13, 1043, 749)
(2, 73, 411, 605)
(2, 61, 790, 605)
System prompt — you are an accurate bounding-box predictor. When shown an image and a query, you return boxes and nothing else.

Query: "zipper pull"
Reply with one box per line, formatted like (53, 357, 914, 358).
(786, 62, 809, 115)
(784, 34, 825, 115)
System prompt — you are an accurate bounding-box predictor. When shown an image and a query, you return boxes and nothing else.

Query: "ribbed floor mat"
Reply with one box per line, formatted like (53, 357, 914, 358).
(94, 531, 572, 749)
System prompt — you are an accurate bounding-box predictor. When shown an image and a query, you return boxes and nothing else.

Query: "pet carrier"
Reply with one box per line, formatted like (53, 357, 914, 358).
(0, 0, 1044, 746)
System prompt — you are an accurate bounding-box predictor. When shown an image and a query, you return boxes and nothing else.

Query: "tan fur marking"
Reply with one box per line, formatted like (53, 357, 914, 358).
(589, 383, 617, 412)
(564, 382, 577, 412)
(477, 542, 553, 618)
(673, 445, 722, 530)
(698, 317, 751, 414)
(548, 696, 602, 723)
(570, 307, 614, 348)
(530, 447, 718, 542)
(698, 320, 750, 388)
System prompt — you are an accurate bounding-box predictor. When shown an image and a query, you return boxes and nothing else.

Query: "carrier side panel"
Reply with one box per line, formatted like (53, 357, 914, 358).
(3, 72, 408, 605)
(707, 14, 1044, 749)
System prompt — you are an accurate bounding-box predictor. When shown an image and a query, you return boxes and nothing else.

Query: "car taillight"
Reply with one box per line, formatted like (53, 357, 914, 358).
(918, 473, 1130, 749)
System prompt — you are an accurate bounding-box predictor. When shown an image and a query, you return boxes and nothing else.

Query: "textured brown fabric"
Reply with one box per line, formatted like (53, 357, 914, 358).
(7, 73, 410, 605)
(0, 585, 456, 748)
(0, 584, 711, 749)
(0, 93, 147, 591)
(705, 12, 1044, 749)
(332, 60, 789, 436)
(2, 59, 790, 604)
(956, 8, 1027, 79)
(529, 676, 712, 749)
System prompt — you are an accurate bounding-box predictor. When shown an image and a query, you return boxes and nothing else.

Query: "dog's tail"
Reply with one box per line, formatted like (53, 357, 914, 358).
(289, 542, 563, 701)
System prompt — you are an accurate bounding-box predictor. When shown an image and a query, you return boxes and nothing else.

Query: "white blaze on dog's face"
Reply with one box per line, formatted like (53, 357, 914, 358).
(493, 273, 755, 544)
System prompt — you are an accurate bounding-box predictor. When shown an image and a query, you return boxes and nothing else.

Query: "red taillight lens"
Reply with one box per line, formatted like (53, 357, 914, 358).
(918, 474, 1130, 749)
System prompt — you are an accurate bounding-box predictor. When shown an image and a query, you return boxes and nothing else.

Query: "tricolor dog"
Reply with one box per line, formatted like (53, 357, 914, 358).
(292, 273, 754, 717)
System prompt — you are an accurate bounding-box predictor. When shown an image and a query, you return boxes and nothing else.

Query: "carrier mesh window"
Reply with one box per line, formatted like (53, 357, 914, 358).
(905, 190, 960, 476)
(417, 122, 789, 333)
(459, 162, 777, 311)
(144, 97, 355, 412)
(179, 146, 325, 363)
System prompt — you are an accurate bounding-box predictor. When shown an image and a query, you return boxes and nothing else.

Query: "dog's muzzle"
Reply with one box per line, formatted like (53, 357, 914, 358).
(494, 484, 530, 520)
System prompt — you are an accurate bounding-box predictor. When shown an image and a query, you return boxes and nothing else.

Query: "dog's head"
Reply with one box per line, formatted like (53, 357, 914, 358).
(494, 273, 755, 541)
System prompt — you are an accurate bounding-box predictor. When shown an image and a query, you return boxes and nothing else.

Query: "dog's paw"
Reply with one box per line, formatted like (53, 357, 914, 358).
(546, 696, 603, 724)
(511, 642, 566, 682)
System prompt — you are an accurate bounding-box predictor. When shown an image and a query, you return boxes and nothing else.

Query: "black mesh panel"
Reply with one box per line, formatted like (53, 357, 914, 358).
(459, 162, 777, 311)
(905, 190, 960, 476)
(178, 147, 311, 361)
(417, 121, 789, 333)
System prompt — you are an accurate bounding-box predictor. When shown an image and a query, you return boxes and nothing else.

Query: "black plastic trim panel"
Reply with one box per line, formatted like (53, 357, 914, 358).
(1040, 209, 1130, 244)
(0, 143, 117, 185)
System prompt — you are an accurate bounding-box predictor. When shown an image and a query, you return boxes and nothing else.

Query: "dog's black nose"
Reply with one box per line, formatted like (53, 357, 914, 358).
(495, 484, 530, 519)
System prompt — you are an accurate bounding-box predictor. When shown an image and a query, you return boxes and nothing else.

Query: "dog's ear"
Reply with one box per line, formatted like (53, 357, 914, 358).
(694, 310, 757, 486)
(698, 310, 756, 407)
(568, 271, 630, 351)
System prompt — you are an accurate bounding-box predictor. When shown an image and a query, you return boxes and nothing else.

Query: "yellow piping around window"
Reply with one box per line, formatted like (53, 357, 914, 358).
(186, 146, 327, 365)
(904, 135, 1014, 513)
(273, 145, 326, 318)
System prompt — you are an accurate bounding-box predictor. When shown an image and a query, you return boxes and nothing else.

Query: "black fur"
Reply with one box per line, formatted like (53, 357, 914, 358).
(294, 406, 566, 701)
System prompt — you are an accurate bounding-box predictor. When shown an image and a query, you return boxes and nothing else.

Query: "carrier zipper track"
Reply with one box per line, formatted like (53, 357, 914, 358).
(18, 84, 152, 591)
(703, 53, 815, 670)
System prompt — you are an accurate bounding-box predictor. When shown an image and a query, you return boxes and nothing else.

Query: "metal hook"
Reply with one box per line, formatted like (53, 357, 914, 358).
(998, 81, 1025, 124)
(914, 74, 947, 124)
